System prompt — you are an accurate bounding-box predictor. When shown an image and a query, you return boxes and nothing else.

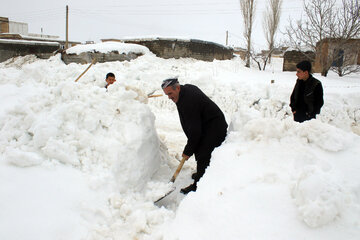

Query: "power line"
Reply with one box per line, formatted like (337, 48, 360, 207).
(71, 8, 241, 16)
(3, 1, 334, 25)
(103, 1, 238, 8)
(2, 4, 309, 23)
(3, 8, 63, 18)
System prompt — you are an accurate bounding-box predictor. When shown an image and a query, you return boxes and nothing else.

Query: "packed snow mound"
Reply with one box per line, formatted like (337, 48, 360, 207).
(291, 166, 353, 228)
(163, 120, 360, 239)
(0, 81, 160, 192)
(66, 41, 151, 55)
(1, 54, 360, 240)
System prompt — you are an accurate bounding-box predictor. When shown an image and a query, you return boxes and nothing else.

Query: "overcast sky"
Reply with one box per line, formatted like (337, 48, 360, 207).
(1, 0, 306, 50)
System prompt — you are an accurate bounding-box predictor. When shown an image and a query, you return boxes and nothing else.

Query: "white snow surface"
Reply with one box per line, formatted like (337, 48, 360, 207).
(0, 44, 360, 240)
(65, 41, 150, 55)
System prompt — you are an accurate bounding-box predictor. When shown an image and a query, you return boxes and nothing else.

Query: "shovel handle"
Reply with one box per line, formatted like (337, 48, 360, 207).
(170, 157, 186, 182)
(74, 58, 96, 82)
(148, 94, 163, 98)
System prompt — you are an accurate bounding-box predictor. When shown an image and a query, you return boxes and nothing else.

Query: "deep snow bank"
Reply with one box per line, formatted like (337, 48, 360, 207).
(0, 80, 160, 192)
(1, 51, 360, 240)
(163, 112, 360, 239)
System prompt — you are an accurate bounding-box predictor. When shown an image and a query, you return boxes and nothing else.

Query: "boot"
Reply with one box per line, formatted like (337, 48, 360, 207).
(180, 183, 197, 194)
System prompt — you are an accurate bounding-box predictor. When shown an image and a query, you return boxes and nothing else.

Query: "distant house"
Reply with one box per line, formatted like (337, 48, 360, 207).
(0, 17, 80, 62)
(232, 47, 247, 60)
(0, 17, 27, 35)
(0, 17, 80, 49)
(283, 50, 316, 72)
(261, 47, 288, 58)
(231, 46, 287, 63)
(314, 38, 360, 74)
(283, 39, 360, 73)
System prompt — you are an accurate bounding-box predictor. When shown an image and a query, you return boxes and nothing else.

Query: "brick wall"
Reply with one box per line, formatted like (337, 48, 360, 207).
(61, 51, 143, 64)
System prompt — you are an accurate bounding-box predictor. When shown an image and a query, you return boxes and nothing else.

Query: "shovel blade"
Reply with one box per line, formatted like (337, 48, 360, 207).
(154, 186, 176, 204)
(154, 157, 186, 205)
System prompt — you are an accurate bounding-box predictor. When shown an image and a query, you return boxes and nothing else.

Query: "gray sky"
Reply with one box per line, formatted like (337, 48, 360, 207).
(1, 0, 305, 50)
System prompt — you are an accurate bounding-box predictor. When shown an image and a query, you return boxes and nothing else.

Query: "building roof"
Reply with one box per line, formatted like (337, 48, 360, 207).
(0, 33, 80, 45)
(0, 38, 59, 46)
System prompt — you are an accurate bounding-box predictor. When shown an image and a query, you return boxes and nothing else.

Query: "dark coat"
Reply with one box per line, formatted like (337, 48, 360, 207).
(290, 75, 324, 122)
(176, 84, 228, 157)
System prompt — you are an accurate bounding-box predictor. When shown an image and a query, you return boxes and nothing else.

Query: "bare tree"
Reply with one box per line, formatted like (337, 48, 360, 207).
(330, 0, 360, 76)
(263, 0, 283, 65)
(285, 0, 360, 77)
(250, 49, 275, 71)
(239, 0, 256, 68)
(332, 0, 360, 39)
(285, 0, 335, 76)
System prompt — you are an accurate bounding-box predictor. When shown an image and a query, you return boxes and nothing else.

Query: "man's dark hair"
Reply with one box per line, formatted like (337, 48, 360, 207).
(161, 78, 179, 89)
(296, 61, 312, 73)
(106, 72, 115, 79)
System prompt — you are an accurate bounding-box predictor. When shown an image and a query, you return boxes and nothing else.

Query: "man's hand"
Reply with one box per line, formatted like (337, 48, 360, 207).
(182, 154, 190, 161)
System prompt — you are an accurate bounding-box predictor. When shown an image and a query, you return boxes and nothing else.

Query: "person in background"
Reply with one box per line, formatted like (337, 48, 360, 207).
(161, 78, 228, 194)
(104, 72, 148, 103)
(290, 60, 324, 123)
(105, 72, 116, 88)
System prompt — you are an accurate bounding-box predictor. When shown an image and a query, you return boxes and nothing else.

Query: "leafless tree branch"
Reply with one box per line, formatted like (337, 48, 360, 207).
(239, 0, 256, 67)
(284, 0, 360, 77)
(262, 0, 283, 68)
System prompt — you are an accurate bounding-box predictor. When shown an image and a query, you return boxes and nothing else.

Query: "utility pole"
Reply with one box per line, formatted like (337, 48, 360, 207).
(226, 31, 228, 46)
(65, 5, 69, 49)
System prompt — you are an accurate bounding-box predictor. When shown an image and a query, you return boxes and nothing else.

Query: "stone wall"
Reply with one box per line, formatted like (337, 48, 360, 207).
(1, 37, 234, 64)
(283, 50, 316, 71)
(61, 51, 143, 65)
(103, 38, 233, 61)
(0, 39, 59, 63)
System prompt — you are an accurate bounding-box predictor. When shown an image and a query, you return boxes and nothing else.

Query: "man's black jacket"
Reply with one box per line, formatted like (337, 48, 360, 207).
(290, 75, 324, 120)
(176, 84, 227, 157)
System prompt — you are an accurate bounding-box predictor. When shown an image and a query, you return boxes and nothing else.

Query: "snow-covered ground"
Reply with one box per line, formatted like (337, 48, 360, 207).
(0, 43, 359, 240)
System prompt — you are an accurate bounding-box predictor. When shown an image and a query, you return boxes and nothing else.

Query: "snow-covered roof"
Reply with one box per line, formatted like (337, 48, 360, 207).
(285, 46, 314, 52)
(65, 41, 150, 55)
(0, 38, 59, 46)
(103, 36, 232, 50)
(0, 33, 80, 44)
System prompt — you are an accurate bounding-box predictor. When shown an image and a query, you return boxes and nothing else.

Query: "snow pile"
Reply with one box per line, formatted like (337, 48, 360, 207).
(0, 80, 160, 191)
(66, 41, 151, 55)
(163, 111, 360, 239)
(1, 46, 360, 240)
(0, 52, 177, 240)
(292, 166, 352, 228)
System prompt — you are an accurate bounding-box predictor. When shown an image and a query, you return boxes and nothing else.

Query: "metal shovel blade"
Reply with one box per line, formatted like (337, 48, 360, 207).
(154, 186, 176, 204)
(154, 156, 186, 204)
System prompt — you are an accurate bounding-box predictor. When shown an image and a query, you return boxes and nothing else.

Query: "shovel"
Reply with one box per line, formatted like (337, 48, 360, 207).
(154, 156, 186, 203)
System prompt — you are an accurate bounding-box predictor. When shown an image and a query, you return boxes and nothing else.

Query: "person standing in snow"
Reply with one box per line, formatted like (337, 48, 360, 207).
(290, 60, 324, 123)
(105, 72, 116, 89)
(161, 78, 228, 194)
